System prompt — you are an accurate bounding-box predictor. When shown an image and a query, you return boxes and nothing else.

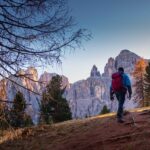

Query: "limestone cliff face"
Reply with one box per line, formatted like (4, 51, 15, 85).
(6, 67, 40, 124)
(66, 77, 107, 118)
(90, 65, 101, 78)
(39, 72, 70, 91)
(102, 57, 116, 77)
(4, 68, 69, 124)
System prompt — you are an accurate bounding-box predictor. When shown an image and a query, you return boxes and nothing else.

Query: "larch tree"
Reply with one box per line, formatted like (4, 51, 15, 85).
(0, 0, 89, 91)
(132, 58, 147, 106)
(144, 61, 150, 106)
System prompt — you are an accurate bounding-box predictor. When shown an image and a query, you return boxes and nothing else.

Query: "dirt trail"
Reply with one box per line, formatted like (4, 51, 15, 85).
(1, 110, 150, 150)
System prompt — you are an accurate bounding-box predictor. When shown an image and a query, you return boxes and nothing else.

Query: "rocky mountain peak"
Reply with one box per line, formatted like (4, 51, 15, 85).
(115, 49, 141, 74)
(102, 57, 116, 77)
(118, 49, 140, 58)
(120, 49, 131, 54)
(25, 67, 38, 81)
(90, 65, 101, 77)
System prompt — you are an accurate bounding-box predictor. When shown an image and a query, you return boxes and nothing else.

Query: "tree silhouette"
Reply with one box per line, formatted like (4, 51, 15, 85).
(100, 105, 110, 114)
(40, 75, 71, 124)
(10, 91, 33, 127)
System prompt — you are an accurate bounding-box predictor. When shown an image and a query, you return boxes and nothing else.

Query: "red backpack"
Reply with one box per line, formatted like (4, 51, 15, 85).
(111, 72, 124, 92)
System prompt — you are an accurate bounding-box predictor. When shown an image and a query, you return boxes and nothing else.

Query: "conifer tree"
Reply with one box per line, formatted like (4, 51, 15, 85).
(0, 106, 9, 130)
(40, 75, 72, 124)
(100, 105, 110, 114)
(10, 91, 33, 127)
(144, 62, 150, 106)
(132, 58, 146, 106)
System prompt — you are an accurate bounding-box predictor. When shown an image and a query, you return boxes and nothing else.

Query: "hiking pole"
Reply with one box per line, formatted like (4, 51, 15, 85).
(126, 92, 137, 127)
(129, 111, 137, 127)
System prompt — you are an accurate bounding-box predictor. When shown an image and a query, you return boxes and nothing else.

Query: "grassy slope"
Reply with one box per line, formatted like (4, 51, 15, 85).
(1, 107, 150, 150)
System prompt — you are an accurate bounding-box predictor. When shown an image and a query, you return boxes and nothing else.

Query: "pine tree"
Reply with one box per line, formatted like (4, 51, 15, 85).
(10, 91, 33, 127)
(132, 58, 147, 106)
(100, 105, 110, 114)
(0, 106, 10, 130)
(144, 62, 150, 106)
(40, 75, 72, 124)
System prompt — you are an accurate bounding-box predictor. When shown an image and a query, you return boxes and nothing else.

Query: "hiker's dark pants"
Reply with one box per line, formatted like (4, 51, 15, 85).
(115, 92, 126, 119)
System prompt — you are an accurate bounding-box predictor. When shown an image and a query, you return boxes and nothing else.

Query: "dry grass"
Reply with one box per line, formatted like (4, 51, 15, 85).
(1, 106, 150, 150)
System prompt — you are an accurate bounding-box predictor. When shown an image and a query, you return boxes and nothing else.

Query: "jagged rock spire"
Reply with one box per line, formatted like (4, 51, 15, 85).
(90, 65, 101, 77)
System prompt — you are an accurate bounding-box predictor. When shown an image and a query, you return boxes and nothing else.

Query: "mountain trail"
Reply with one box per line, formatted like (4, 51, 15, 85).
(1, 107, 150, 150)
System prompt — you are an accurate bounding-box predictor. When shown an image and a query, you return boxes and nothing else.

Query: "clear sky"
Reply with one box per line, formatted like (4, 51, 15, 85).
(43, 0, 150, 83)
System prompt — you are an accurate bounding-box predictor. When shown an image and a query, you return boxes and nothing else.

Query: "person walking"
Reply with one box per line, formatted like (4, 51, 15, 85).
(110, 67, 132, 123)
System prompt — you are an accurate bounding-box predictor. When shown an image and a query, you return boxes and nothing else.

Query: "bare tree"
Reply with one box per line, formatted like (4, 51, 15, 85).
(0, 0, 89, 79)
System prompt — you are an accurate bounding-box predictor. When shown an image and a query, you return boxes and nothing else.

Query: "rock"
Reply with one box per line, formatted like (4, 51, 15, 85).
(90, 65, 101, 77)
(6, 68, 40, 124)
(115, 49, 141, 74)
(66, 78, 106, 118)
(102, 57, 116, 77)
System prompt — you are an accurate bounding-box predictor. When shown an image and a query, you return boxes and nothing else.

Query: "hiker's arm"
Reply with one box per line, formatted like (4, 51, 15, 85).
(126, 75, 132, 98)
(110, 86, 114, 100)
(127, 85, 132, 96)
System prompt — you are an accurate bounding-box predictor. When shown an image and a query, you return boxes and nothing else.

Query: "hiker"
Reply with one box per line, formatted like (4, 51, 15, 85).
(110, 67, 132, 123)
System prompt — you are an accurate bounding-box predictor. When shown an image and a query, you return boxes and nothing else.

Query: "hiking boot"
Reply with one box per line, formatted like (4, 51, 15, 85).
(117, 118, 125, 123)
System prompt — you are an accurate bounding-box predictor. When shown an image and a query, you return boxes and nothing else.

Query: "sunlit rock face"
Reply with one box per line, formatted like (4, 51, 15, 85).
(102, 57, 116, 77)
(65, 66, 116, 119)
(6, 67, 41, 124)
(66, 77, 108, 118)
(39, 72, 70, 91)
(66, 65, 107, 118)
(4, 67, 69, 124)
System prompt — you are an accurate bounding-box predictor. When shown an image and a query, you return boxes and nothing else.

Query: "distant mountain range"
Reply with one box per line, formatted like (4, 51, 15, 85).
(0, 49, 148, 123)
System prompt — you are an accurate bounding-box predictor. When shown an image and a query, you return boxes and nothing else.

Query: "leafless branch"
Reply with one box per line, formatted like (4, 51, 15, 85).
(0, 0, 90, 92)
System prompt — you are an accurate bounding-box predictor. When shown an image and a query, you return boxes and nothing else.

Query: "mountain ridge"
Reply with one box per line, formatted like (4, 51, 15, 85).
(0, 49, 148, 122)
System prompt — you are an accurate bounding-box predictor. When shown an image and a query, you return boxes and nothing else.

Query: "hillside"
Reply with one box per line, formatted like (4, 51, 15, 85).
(1, 107, 150, 150)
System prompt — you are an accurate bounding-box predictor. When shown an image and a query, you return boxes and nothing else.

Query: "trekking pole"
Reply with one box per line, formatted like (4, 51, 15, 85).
(129, 111, 137, 127)
(126, 92, 137, 127)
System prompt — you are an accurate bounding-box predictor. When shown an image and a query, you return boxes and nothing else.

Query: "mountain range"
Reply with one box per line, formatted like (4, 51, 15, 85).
(0, 49, 147, 123)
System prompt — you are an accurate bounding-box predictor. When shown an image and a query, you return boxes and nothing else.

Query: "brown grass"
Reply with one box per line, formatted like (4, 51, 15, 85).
(1, 107, 150, 150)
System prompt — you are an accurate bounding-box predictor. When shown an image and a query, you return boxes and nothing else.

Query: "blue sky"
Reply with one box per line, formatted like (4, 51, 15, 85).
(43, 0, 150, 83)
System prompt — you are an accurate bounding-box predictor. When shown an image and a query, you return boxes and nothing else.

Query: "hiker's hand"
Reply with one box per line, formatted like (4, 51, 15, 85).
(128, 94, 131, 100)
(110, 96, 114, 101)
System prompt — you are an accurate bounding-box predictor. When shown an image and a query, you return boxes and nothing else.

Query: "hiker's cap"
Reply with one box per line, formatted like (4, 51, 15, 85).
(118, 67, 124, 73)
